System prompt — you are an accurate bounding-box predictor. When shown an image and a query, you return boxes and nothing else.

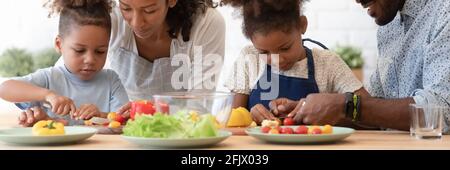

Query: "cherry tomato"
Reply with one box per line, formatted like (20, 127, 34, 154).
(308, 126, 321, 134)
(261, 126, 271, 133)
(283, 117, 295, 126)
(322, 125, 333, 134)
(277, 126, 282, 132)
(295, 125, 308, 134)
(107, 112, 117, 121)
(280, 127, 294, 134)
(311, 128, 322, 134)
(108, 121, 121, 128)
(115, 114, 126, 124)
(268, 128, 280, 134)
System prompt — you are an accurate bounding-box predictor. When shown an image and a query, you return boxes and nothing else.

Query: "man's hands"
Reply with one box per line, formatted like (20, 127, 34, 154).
(288, 94, 346, 125)
(269, 94, 347, 125)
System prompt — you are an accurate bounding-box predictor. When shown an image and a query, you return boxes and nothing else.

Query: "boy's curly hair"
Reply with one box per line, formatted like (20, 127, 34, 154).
(167, 0, 217, 41)
(220, 0, 307, 39)
(45, 0, 115, 37)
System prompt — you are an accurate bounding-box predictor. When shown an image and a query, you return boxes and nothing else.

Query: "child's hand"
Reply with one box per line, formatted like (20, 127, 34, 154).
(72, 104, 101, 120)
(268, 98, 298, 116)
(250, 104, 276, 124)
(44, 91, 76, 115)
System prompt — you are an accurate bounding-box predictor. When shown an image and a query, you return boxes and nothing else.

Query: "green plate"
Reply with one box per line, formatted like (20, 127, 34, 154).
(0, 127, 97, 145)
(246, 126, 354, 144)
(122, 130, 232, 148)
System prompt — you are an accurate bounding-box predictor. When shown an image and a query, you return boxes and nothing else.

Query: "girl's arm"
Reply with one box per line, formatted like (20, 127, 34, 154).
(0, 80, 52, 102)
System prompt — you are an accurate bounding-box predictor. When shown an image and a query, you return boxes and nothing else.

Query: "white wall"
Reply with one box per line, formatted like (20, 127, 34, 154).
(303, 0, 378, 85)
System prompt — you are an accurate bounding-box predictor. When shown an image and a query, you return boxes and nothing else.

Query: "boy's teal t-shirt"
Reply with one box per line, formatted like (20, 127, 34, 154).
(14, 65, 129, 125)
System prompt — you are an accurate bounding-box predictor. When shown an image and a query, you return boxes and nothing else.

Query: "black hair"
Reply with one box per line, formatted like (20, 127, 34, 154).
(45, 0, 115, 37)
(220, 0, 307, 38)
(167, 0, 217, 41)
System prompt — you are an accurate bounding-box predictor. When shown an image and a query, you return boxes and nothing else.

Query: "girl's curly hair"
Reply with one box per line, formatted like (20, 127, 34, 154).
(220, 0, 307, 39)
(45, 0, 115, 37)
(167, 0, 217, 41)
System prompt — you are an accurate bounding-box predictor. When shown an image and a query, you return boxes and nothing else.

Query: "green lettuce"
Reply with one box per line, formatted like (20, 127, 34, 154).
(123, 112, 218, 139)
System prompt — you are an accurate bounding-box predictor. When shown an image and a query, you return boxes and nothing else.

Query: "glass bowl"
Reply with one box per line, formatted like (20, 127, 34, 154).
(152, 92, 234, 128)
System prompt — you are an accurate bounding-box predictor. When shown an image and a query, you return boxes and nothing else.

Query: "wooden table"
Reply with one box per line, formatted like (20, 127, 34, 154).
(1, 113, 450, 150)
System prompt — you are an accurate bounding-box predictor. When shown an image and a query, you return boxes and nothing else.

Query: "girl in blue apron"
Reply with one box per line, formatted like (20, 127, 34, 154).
(222, 0, 364, 125)
(247, 39, 328, 115)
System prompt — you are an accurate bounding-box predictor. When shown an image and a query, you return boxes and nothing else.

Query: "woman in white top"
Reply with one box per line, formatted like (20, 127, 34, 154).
(19, 0, 226, 123)
(109, 0, 225, 101)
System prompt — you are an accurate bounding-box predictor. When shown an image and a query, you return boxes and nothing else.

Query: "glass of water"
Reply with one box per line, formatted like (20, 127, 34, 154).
(411, 104, 448, 139)
(409, 104, 423, 136)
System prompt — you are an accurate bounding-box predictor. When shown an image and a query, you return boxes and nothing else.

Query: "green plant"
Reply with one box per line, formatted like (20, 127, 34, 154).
(333, 45, 364, 69)
(0, 48, 34, 77)
(33, 48, 60, 70)
(0, 47, 61, 77)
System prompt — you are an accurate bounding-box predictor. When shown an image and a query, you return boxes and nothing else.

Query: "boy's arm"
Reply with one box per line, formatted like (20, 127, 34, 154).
(0, 80, 52, 103)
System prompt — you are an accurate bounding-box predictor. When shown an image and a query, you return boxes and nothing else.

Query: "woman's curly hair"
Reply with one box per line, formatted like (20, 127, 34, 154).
(45, 0, 115, 37)
(167, 0, 217, 42)
(220, 0, 307, 39)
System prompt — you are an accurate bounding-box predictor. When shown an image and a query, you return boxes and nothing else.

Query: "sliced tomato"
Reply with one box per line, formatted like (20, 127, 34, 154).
(156, 101, 170, 114)
(130, 100, 155, 119)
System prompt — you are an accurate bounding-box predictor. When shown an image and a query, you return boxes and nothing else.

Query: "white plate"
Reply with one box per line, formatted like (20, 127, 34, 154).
(246, 126, 354, 144)
(0, 127, 97, 145)
(122, 130, 232, 148)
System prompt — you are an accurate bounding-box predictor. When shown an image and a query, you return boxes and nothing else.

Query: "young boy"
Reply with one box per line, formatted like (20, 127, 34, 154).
(0, 0, 128, 126)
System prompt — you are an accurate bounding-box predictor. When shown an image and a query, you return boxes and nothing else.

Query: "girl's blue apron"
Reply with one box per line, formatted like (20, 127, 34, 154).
(247, 39, 328, 112)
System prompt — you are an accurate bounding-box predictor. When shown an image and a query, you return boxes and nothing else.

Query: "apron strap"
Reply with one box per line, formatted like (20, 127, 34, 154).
(305, 47, 316, 80)
(302, 38, 327, 80)
(302, 38, 329, 50)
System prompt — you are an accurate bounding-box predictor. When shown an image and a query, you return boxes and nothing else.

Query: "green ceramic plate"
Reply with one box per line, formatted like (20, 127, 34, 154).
(122, 130, 232, 148)
(0, 127, 97, 145)
(246, 126, 354, 144)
